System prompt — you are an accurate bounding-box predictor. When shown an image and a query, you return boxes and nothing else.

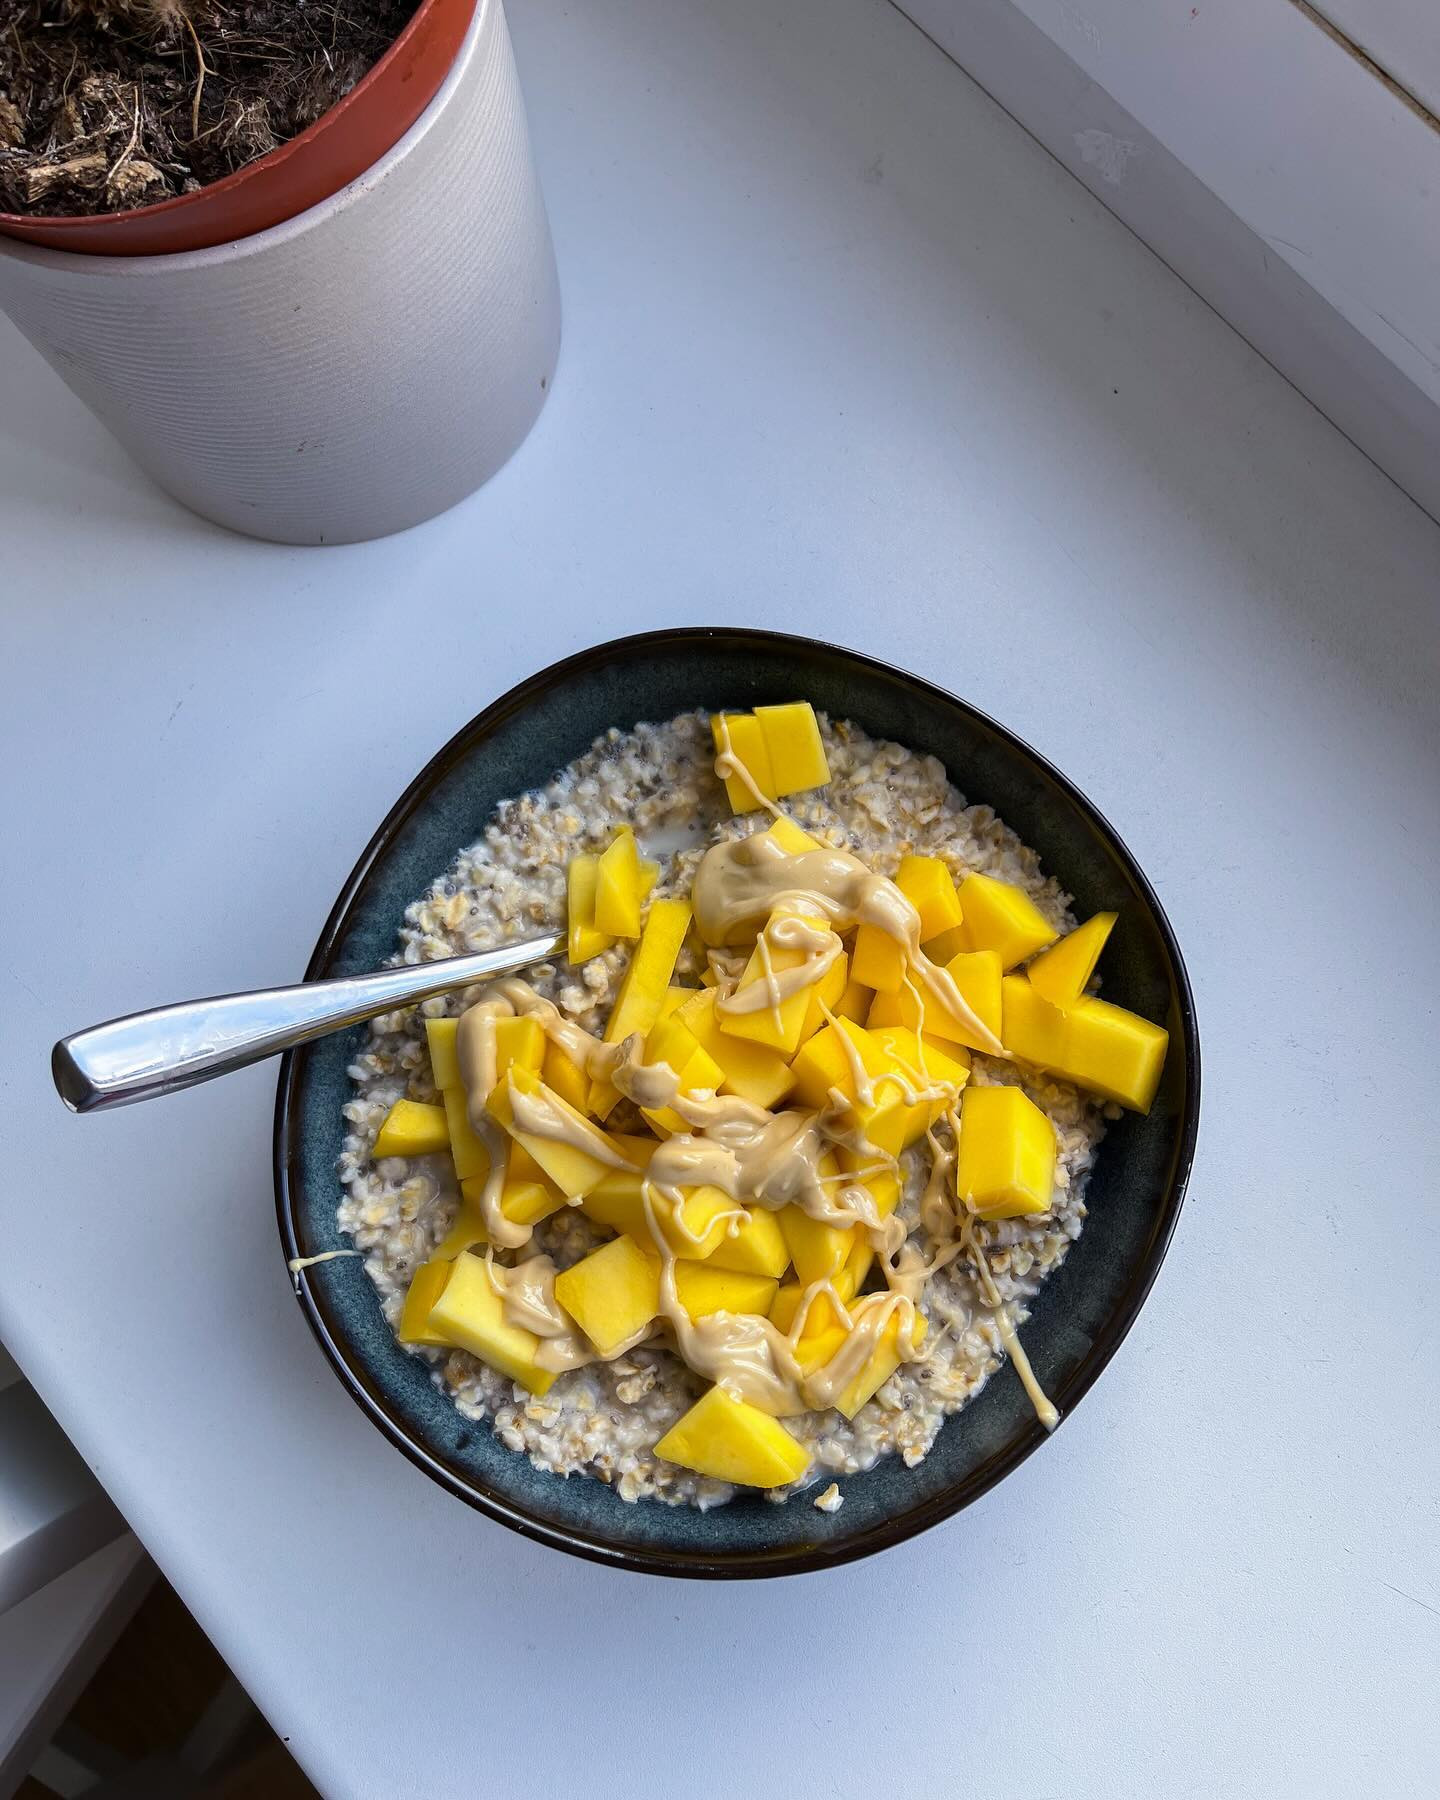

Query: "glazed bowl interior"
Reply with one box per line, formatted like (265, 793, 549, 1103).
(275, 628, 1198, 1577)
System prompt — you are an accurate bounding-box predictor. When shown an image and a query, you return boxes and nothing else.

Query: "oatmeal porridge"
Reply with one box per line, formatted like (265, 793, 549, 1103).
(336, 705, 1168, 1508)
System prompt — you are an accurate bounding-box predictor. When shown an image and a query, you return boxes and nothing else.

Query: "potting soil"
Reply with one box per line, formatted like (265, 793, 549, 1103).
(0, 1, 420, 217)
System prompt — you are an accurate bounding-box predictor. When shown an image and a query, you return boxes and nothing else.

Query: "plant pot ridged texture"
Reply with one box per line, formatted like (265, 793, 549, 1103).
(0, 0, 560, 545)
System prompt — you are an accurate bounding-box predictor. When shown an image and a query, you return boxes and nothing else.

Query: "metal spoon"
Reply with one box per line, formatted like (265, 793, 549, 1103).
(51, 932, 566, 1115)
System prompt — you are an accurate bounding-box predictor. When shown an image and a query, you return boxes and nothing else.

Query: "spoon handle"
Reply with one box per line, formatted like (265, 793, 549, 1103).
(51, 932, 566, 1114)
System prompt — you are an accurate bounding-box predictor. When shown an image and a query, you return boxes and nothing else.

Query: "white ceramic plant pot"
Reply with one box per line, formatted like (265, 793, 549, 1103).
(0, 0, 559, 546)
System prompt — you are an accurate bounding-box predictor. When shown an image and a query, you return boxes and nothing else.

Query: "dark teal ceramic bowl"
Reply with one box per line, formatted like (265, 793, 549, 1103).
(275, 627, 1199, 1577)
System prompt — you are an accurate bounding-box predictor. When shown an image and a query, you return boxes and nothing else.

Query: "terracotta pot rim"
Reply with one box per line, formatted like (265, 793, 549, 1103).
(0, 0, 477, 255)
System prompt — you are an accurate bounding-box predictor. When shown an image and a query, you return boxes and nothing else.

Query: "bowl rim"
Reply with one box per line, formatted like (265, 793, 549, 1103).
(273, 625, 1201, 1578)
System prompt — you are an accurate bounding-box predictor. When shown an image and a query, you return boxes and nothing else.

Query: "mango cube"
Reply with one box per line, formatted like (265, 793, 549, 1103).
(553, 1235, 659, 1355)
(790, 1017, 876, 1110)
(1000, 974, 1071, 1070)
(832, 1308, 928, 1419)
(595, 827, 658, 938)
(491, 1016, 546, 1093)
(541, 1039, 590, 1114)
(433, 1200, 489, 1261)
(760, 815, 821, 856)
(500, 1177, 568, 1228)
(1063, 997, 1169, 1112)
(1027, 911, 1117, 1006)
(592, 896, 693, 1114)
(851, 922, 907, 993)
(955, 1083, 1056, 1219)
(778, 1204, 859, 1287)
(640, 1015, 725, 1135)
(427, 1253, 557, 1394)
(705, 1204, 790, 1278)
(835, 977, 873, 1023)
(866, 949, 1001, 1055)
(712, 712, 777, 813)
(579, 1174, 733, 1259)
(896, 855, 963, 940)
(754, 702, 831, 795)
(956, 874, 1057, 968)
(1001, 977, 1167, 1112)
(567, 854, 614, 964)
(425, 1017, 461, 1091)
(922, 924, 968, 965)
(372, 1098, 451, 1160)
(676, 989, 796, 1109)
(487, 1066, 632, 1199)
(837, 1149, 901, 1220)
(673, 1263, 778, 1319)
(397, 1259, 454, 1346)
(442, 1082, 492, 1182)
(654, 1385, 811, 1487)
(718, 908, 836, 1054)
(769, 1268, 858, 1335)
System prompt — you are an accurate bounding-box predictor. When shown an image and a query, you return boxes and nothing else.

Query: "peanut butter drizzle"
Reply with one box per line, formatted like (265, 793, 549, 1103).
(691, 830, 1003, 1053)
(435, 722, 1063, 1428)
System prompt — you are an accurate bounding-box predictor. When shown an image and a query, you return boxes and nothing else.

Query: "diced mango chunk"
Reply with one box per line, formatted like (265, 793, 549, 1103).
(427, 1253, 557, 1394)
(434, 1199, 489, 1261)
(851, 922, 906, 993)
(579, 1174, 734, 1259)
(673, 1263, 778, 1320)
(654, 1385, 812, 1487)
(397, 1259, 454, 1345)
(592, 897, 693, 1114)
(866, 949, 1001, 1055)
(922, 924, 967, 965)
(769, 1269, 858, 1335)
(832, 1307, 928, 1419)
(955, 1083, 1056, 1219)
(712, 712, 777, 813)
(442, 1082, 492, 1181)
(754, 702, 831, 795)
(798, 950, 849, 1047)
(837, 1149, 901, 1220)
(567, 853, 614, 964)
(718, 908, 836, 1054)
(373, 1098, 451, 1160)
(553, 1235, 659, 1355)
(834, 977, 873, 1023)
(791, 1017, 875, 1110)
(425, 1017, 461, 1091)
(1001, 977, 1167, 1112)
(705, 1204, 791, 1278)
(760, 815, 821, 856)
(595, 827, 657, 938)
(956, 874, 1057, 969)
(778, 1204, 858, 1287)
(492, 1016, 546, 1092)
(676, 989, 796, 1109)
(1000, 974, 1071, 1070)
(791, 1018, 950, 1153)
(639, 1015, 711, 1134)
(488, 1066, 633, 1199)
(541, 1039, 590, 1114)
(866, 1025, 970, 1099)
(500, 1177, 568, 1228)
(1063, 997, 1169, 1112)
(896, 855, 963, 940)
(1027, 912, 1117, 1006)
